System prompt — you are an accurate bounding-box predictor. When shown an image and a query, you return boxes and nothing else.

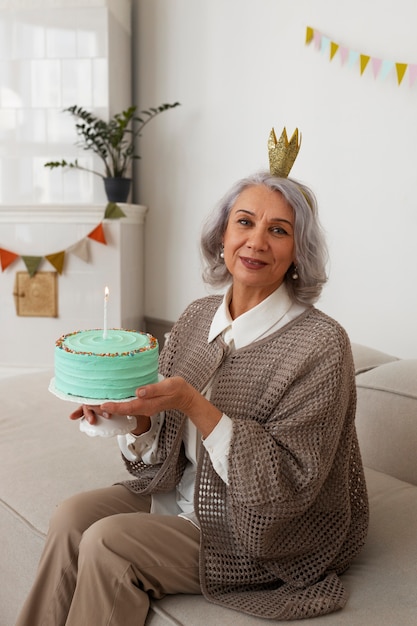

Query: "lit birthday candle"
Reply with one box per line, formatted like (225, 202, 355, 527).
(103, 286, 109, 339)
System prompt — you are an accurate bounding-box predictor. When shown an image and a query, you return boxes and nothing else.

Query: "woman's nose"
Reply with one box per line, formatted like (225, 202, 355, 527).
(247, 228, 267, 250)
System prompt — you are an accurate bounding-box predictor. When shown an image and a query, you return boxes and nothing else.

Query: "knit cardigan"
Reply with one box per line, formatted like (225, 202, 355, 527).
(121, 295, 369, 620)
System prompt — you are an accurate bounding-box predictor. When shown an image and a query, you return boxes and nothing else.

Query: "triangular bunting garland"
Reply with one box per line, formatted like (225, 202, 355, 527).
(0, 248, 19, 271)
(0, 203, 123, 277)
(22, 255, 43, 278)
(45, 250, 66, 274)
(67, 238, 90, 263)
(306, 26, 417, 89)
(88, 223, 107, 245)
(104, 202, 126, 219)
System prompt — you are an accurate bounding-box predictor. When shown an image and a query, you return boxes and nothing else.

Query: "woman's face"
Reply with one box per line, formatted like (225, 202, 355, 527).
(222, 185, 295, 302)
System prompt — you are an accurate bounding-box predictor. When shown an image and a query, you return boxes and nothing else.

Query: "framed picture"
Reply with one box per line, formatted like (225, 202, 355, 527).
(14, 272, 58, 317)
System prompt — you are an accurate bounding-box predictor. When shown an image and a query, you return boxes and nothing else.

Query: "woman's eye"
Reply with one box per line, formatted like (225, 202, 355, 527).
(271, 226, 288, 235)
(238, 218, 251, 226)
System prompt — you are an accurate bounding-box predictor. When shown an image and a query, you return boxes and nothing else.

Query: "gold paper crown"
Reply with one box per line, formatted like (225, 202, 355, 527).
(268, 127, 301, 178)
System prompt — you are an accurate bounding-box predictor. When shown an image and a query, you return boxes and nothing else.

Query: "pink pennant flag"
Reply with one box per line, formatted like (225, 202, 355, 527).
(313, 31, 322, 50)
(409, 64, 417, 87)
(339, 46, 349, 66)
(371, 57, 382, 79)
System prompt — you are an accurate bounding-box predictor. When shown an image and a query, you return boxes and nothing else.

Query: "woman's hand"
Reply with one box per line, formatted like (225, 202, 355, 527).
(69, 404, 151, 436)
(101, 376, 223, 438)
(69, 404, 103, 425)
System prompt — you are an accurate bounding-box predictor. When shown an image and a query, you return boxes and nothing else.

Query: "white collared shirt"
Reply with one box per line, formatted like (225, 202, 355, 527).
(118, 284, 307, 525)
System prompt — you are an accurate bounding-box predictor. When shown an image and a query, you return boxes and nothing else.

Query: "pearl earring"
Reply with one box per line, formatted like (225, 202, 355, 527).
(220, 244, 224, 259)
(291, 265, 299, 280)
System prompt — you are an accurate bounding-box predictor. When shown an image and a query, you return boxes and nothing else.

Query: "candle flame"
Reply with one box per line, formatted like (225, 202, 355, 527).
(104, 286, 109, 300)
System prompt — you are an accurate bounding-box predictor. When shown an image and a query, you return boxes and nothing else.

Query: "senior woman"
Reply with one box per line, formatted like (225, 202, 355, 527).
(17, 169, 369, 625)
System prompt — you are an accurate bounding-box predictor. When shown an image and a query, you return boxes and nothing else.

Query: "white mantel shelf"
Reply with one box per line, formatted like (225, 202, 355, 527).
(0, 204, 147, 225)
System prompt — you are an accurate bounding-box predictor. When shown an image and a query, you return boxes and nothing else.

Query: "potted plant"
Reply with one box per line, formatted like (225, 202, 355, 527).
(45, 102, 180, 203)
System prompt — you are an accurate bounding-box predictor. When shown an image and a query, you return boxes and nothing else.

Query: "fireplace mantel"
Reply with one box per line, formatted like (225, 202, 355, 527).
(0, 204, 147, 224)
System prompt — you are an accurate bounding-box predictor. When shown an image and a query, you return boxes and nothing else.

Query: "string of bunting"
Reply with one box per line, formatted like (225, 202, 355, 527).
(0, 202, 125, 278)
(306, 26, 417, 87)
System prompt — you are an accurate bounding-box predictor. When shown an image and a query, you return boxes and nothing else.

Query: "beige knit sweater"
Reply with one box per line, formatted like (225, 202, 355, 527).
(122, 295, 369, 620)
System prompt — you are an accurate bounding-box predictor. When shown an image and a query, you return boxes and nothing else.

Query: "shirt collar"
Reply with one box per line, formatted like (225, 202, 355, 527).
(208, 283, 294, 350)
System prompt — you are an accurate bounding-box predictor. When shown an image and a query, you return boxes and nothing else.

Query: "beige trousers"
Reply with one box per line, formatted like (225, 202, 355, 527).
(15, 485, 201, 626)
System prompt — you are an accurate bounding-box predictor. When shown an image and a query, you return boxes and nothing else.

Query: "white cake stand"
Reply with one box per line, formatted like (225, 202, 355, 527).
(48, 377, 137, 438)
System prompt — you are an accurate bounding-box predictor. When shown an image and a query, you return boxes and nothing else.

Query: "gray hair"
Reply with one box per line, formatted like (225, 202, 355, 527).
(200, 171, 328, 305)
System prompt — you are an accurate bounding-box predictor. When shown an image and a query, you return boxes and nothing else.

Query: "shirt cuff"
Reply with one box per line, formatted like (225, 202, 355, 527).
(202, 413, 233, 484)
(117, 413, 164, 463)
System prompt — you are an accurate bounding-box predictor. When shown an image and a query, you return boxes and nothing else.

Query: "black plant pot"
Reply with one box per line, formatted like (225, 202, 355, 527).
(103, 177, 131, 203)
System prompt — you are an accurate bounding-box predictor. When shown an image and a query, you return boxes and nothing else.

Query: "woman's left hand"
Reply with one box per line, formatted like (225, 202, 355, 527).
(101, 376, 222, 438)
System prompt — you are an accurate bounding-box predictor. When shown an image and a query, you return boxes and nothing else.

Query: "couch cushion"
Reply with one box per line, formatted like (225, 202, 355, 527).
(351, 343, 398, 374)
(145, 467, 417, 625)
(0, 369, 133, 626)
(355, 359, 417, 485)
(0, 370, 131, 536)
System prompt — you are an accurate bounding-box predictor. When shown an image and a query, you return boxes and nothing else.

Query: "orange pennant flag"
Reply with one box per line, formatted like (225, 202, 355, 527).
(395, 62, 407, 85)
(0, 248, 19, 271)
(360, 54, 370, 75)
(330, 42, 339, 60)
(87, 223, 107, 245)
(305, 26, 314, 45)
(45, 251, 66, 274)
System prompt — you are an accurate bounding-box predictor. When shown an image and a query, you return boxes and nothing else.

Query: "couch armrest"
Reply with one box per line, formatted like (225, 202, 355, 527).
(351, 343, 398, 374)
(355, 359, 417, 486)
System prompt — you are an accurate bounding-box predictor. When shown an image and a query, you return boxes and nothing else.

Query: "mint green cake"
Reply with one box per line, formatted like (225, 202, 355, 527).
(54, 329, 159, 400)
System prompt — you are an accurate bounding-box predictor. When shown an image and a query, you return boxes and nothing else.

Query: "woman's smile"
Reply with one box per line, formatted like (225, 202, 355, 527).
(239, 255, 268, 269)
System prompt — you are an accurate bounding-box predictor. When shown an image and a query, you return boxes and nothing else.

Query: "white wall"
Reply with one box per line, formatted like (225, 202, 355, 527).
(132, 0, 417, 358)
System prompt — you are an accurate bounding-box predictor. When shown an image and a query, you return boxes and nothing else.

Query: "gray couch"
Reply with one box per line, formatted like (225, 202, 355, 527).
(1, 344, 416, 625)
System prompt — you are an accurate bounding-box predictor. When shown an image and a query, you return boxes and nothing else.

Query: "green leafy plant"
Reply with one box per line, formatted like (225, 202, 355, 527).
(45, 102, 180, 179)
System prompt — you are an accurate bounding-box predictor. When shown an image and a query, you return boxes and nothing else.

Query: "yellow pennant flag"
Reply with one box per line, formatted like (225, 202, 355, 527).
(330, 42, 339, 60)
(395, 63, 407, 85)
(305, 26, 314, 44)
(360, 54, 370, 75)
(45, 251, 66, 274)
